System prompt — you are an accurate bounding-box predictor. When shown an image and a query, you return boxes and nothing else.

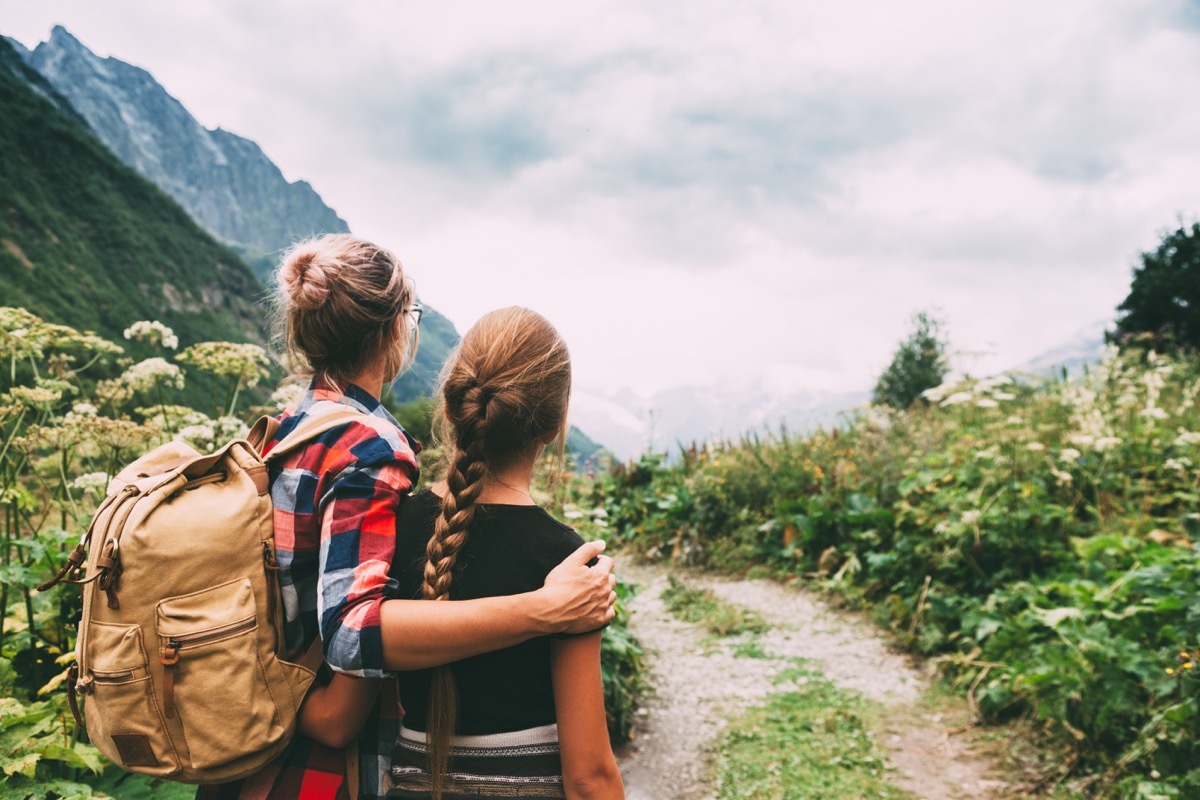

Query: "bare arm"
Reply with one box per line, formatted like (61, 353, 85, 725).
(381, 541, 617, 671)
(298, 673, 382, 749)
(552, 632, 624, 800)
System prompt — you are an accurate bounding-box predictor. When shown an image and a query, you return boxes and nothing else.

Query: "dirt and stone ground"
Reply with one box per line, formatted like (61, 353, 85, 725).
(616, 563, 1015, 800)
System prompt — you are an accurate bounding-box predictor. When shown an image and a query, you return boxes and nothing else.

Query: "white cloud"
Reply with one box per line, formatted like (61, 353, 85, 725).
(4, 0, 1199, 423)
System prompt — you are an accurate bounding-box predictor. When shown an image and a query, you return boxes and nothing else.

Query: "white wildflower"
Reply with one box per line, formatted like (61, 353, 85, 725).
(71, 402, 97, 417)
(6, 386, 61, 410)
(976, 375, 1012, 391)
(921, 382, 955, 402)
(1005, 415, 1024, 426)
(562, 504, 584, 520)
(177, 342, 271, 387)
(974, 446, 999, 461)
(123, 320, 179, 350)
(940, 391, 973, 407)
(1070, 434, 1096, 447)
(1026, 442, 1046, 452)
(1164, 457, 1192, 473)
(1175, 430, 1200, 447)
(992, 392, 1016, 401)
(1094, 436, 1123, 452)
(1051, 470, 1072, 486)
(961, 510, 982, 526)
(178, 424, 216, 446)
(71, 471, 110, 495)
(213, 416, 249, 440)
(1059, 448, 1082, 463)
(1139, 407, 1169, 421)
(121, 358, 185, 393)
(269, 383, 307, 410)
(976, 398, 999, 409)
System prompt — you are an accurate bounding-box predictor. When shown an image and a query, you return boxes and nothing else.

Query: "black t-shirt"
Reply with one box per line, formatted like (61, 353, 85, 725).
(390, 488, 586, 735)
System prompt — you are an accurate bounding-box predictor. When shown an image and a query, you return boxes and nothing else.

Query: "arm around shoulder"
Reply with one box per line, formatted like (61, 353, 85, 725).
(378, 541, 616, 670)
(551, 632, 625, 800)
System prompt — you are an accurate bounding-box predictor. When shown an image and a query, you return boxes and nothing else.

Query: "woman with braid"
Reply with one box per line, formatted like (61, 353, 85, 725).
(203, 236, 617, 800)
(389, 307, 623, 799)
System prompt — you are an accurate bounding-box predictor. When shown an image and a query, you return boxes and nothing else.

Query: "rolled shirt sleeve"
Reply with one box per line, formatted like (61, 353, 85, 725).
(315, 437, 417, 677)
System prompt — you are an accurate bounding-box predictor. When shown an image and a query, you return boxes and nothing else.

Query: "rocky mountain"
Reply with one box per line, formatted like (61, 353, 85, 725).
(19, 26, 349, 274)
(9, 25, 462, 404)
(0, 35, 267, 354)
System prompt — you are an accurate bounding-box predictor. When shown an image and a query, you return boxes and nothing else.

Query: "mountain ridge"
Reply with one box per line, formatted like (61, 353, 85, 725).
(10, 25, 461, 404)
(0, 35, 268, 354)
(20, 25, 351, 271)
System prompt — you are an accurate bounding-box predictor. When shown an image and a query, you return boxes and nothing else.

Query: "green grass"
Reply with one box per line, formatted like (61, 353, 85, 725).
(714, 663, 913, 800)
(660, 576, 769, 639)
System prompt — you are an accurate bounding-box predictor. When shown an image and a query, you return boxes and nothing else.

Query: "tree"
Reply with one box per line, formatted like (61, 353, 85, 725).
(1115, 222, 1200, 350)
(873, 312, 948, 409)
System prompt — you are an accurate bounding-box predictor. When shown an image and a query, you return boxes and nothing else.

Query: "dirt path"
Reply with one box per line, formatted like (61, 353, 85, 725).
(617, 564, 1013, 800)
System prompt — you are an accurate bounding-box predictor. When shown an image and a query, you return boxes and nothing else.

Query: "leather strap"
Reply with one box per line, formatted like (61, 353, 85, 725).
(345, 739, 360, 800)
(298, 636, 327, 675)
(66, 664, 84, 728)
(247, 414, 281, 452)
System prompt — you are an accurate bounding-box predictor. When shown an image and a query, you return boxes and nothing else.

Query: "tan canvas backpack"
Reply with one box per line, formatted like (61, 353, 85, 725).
(40, 407, 364, 790)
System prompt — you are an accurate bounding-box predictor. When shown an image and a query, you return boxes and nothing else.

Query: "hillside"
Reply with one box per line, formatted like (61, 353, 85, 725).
(0, 36, 267, 350)
(11, 26, 462, 404)
(20, 26, 350, 273)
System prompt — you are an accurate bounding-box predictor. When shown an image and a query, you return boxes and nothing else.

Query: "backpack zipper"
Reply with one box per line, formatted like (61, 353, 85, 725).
(160, 616, 256, 718)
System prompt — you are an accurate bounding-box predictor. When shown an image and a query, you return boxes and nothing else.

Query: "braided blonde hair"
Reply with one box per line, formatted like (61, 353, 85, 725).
(422, 307, 571, 797)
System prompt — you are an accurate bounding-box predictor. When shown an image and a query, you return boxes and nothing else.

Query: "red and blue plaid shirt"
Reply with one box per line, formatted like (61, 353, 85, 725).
(199, 381, 419, 800)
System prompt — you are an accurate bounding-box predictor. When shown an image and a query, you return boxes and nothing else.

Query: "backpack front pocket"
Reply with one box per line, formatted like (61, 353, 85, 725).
(157, 578, 282, 771)
(86, 622, 180, 773)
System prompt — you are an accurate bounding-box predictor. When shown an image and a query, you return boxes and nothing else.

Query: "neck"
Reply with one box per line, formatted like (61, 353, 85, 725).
(345, 361, 387, 399)
(435, 456, 537, 506)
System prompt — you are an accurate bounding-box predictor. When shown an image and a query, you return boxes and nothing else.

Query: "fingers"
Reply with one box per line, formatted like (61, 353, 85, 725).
(563, 539, 606, 566)
(592, 554, 614, 574)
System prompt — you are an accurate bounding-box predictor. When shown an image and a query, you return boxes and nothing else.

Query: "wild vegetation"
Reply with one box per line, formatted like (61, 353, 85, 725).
(566, 343, 1200, 797)
(0, 309, 644, 799)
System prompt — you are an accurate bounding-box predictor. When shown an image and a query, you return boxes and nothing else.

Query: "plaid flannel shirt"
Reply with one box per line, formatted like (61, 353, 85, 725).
(198, 381, 419, 800)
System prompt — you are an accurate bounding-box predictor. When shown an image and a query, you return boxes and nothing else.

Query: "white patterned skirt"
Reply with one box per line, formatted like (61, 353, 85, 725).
(386, 723, 566, 799)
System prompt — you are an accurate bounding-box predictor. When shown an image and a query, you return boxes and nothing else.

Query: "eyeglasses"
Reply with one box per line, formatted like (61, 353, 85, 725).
(406, 301, 424, 333)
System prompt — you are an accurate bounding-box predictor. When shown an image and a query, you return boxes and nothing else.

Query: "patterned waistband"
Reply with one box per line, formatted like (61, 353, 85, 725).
(386, 724, 564, 799)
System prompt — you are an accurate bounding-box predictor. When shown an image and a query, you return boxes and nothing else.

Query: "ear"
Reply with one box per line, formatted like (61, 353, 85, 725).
(540, 429, 558, 446)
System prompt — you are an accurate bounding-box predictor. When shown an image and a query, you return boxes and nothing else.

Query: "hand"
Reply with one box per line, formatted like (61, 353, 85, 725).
(541, 541, 618, 634)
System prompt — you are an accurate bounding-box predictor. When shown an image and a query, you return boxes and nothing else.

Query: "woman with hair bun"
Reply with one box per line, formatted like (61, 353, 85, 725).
(199, 237, 616, 800)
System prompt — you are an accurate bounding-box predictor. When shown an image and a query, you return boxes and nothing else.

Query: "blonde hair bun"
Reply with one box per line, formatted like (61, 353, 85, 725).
(274, 234, 417, 386)
(278, 247, 331, 311)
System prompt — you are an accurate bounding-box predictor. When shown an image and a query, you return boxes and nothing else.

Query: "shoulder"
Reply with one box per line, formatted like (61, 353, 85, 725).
(273, 401, 419, 479)
(489, 505, 586, 566)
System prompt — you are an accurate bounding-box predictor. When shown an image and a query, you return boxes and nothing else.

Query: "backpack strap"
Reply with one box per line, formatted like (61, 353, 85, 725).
(346, 740, 360, 800)
(256, 406, 369, 463)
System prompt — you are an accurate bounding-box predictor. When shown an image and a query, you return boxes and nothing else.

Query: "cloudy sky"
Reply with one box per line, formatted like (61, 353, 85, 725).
(5, 1, 1200, 434)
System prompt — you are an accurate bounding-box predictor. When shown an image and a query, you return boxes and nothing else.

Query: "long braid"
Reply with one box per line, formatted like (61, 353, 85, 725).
(419, 307, 572, 799)
(422, 385, 490, 799)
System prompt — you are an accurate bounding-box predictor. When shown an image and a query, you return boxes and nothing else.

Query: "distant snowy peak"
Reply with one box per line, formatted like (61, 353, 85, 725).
(22, 25, 349, 260)
(572, 382, 869, 460)
(1014, 319, 1109, 377)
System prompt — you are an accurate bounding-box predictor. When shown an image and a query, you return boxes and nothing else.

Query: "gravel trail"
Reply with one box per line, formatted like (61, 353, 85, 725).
(617, 564, 1012, 800)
